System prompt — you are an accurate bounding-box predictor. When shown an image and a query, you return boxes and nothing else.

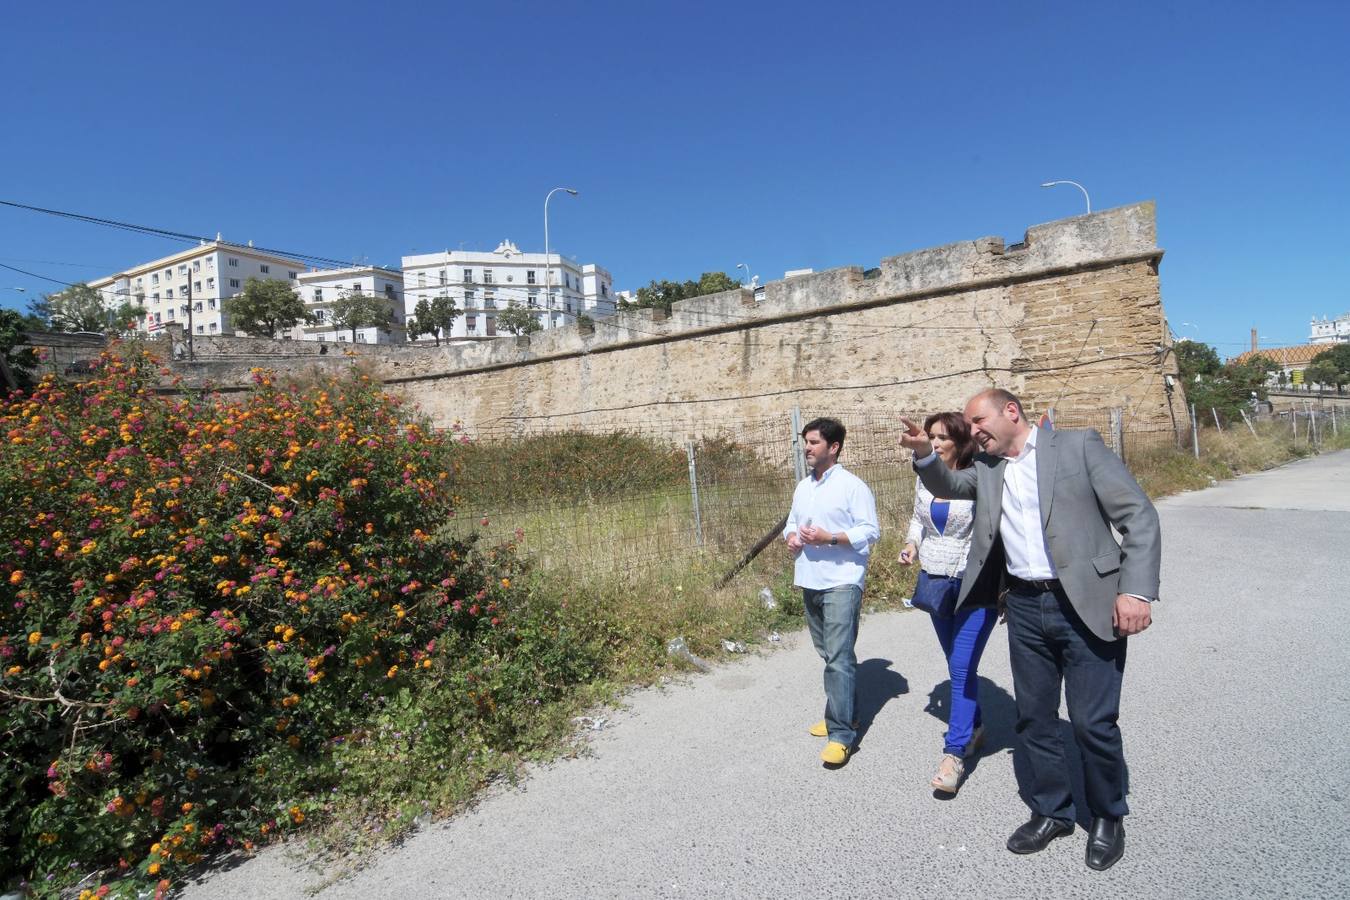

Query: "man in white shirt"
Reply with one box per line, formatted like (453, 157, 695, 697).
(899, 389, 1160, 872)
(783, 417, 880, 767)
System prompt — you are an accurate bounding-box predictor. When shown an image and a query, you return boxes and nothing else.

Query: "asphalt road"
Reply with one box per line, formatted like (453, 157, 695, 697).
(183, 450, 1350, 899)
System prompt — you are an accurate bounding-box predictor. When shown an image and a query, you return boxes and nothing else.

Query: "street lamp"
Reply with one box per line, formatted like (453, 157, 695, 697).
(736, 263, 753, 287)
(1041, 180, 1091, 214)
(544, 187, 578, 324)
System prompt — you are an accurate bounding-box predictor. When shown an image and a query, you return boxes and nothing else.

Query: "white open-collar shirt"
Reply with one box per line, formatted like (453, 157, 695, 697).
(782, 463, 880, 590)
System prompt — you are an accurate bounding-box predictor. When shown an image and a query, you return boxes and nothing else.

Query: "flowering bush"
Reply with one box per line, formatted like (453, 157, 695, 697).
(0, 351, 590, 898)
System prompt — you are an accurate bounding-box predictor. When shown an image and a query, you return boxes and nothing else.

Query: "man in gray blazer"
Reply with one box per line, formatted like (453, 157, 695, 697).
(900, 388, 1160, 872)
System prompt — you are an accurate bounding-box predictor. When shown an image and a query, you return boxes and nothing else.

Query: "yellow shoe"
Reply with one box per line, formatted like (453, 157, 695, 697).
(809, 720, 828, 737)
(820, 741, 850, 766)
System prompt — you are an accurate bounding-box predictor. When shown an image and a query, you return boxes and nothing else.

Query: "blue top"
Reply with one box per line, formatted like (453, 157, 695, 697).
(930, 498, 950, 536)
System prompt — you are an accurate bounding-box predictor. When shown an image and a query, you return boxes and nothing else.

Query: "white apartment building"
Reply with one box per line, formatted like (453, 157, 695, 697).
(401, 239, 615, 341)
(1310, 312, 1350, 344)
(89, 241, 305, 337)
(293, 266, 406, 344)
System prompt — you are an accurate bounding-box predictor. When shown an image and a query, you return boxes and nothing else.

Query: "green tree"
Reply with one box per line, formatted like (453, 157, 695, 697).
(621, 271, 743, 313)
(1309, 344, 1350, 391)
(222, 278, 310, 337)
(0, 308, 39, 396)
(1304, 360, 1340, 391)
(410, 295, 460, 345)
(1174, 339, 1222, 381)
(29, 283, 108, 333)
(329, 290, 391, 342)
(494, 302, 543, 336)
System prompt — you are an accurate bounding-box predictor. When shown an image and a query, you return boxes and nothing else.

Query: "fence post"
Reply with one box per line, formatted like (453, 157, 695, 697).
(1240, 409, 1258, 437)
(686, 440, 703, 547)
(1333, 405, 1339, 436)
(1190, 404, 1200, 459)
(1109, 407, 1125, 461)
(790, 406, 806, 484)
(1211, 408, 1223, 432)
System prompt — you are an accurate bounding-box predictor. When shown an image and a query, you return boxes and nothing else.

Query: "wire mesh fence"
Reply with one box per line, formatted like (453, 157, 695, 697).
(439, 403, 1190, 582)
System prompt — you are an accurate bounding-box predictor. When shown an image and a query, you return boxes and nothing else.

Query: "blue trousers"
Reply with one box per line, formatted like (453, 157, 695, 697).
(927, 580, 996, 755)
(802, 584, 862, 747)
(1005, 584, 1129, 822)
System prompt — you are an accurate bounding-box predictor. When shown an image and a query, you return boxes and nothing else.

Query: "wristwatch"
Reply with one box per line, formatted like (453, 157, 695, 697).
(829, 536, 839, 546)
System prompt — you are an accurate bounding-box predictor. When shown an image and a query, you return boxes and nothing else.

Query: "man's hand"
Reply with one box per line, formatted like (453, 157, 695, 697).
(797, 525, 832, 546)
(786, 531, 804, 553)
(1113, 594, 1152, 636)
(898, 542, 917, 565)
(898, 417, 933, 458)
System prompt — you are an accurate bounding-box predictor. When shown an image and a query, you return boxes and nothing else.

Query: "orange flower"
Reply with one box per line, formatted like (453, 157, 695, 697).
(8, 570, 22, 585)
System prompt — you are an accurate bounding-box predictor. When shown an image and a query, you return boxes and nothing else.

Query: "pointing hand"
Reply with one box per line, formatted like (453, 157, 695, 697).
(898, 417, 933, 458)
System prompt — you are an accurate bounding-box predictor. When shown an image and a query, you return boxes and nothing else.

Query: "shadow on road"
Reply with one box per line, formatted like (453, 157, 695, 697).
(854, 658, 909, 748)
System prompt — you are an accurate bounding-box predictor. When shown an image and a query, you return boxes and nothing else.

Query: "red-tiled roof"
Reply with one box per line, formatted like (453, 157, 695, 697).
(1230, 344, 1327, 367)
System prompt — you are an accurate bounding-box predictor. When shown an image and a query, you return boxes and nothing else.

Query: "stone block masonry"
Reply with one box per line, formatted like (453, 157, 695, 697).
(165, 202, 1187, 438)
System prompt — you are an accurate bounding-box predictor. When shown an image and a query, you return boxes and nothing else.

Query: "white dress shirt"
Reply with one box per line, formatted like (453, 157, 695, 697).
(996, 427, 1058, 580)
(782, 463, 880, 590)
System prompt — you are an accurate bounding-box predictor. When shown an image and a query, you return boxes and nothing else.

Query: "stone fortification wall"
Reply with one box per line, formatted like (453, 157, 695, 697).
(165, 202, 1185, 436)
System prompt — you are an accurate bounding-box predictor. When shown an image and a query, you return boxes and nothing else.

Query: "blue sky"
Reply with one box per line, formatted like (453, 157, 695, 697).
(2, 0, 1346, 358)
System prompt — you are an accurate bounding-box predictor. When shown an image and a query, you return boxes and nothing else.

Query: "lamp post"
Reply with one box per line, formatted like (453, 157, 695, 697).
(544, 187, 578, 325)
(736, 262, 753, 287)
(1041, 180, 1091, 214)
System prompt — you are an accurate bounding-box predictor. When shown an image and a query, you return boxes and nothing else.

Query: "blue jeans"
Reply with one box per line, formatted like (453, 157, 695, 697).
(1005, 584, 1129, 822)
(927, 580, 996, 756)
(802, 584, 862, 747)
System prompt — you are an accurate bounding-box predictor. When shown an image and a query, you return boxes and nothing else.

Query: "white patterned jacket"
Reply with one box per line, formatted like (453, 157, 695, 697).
(905, 475, 975, 578)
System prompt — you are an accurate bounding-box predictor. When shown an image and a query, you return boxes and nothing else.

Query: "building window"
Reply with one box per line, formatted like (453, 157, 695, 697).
(527, 270, 536, 285)
(465, 314, 476, 334)
(194, 281, 201, 293)
(338, 335, 348, 343)
(193, 260, 201, 272)
(418, 272, 427, 287)
(165, 269, 173, 280)
(484, 295, 496, 309)
(260, 264, 270, 274)
(288, 271, 297, 280)
(206, 257, 214, 269)
(151, 274, 159, 285)
(178, 264, 188, 276)
(460, 268, 471, 283)
(483, 269, 493, 284)
(356, 333, 367, 343)
(464, 289, 475, 304)
(314, 288, 323, 302)
(314, 309, 326, 323)
(196, 325, 205, 334)
(228, 258, 239, 267)
(194, 302, 203, 312)
(167, 310, 175, 321)
(179, 286, 189, 298)
(351, 283, 362, 293)
(206, 277, 215, 289)
(135, 277, 143, 288)
(209, 299, 217, 309)
(602, 283, 608, 297)
(154, 312, 161, 324)
(152, 292, 160, 301)
(438, 269, 447, 285)
(229, 278, 240, 289)
(384, 284, 397, 299)
(486, 316, 496, 336)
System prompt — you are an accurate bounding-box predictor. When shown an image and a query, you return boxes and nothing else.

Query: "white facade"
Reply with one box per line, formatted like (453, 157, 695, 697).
(1310, 312, 1350, 344)
(293, 266, 406, 344)
(401, 239, 615, 342)
(89, 242, 304, 338)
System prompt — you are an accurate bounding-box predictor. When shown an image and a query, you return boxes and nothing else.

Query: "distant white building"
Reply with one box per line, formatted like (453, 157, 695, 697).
(293, 266, 406, 344)
(1310, 312, 1350, 344)
(88, 241, 305, 337)
(401, 240, 615, 341)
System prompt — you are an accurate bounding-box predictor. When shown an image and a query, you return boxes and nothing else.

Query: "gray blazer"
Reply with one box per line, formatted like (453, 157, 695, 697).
(915, 427, 1161, 642)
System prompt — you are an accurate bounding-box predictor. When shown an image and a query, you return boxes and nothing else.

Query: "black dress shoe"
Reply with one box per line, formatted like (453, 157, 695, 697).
(1006, 815, 1073, 854)
(1085, 817, 1125, 870)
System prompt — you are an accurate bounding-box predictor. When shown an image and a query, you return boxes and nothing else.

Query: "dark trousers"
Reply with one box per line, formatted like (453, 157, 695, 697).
(1005, 584, 1129, 822)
